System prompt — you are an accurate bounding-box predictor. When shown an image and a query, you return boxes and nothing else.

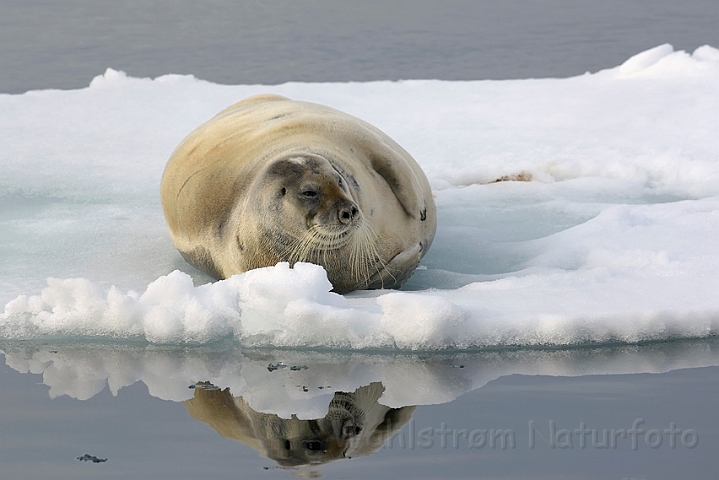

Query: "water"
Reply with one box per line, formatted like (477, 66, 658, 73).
(2, 340, 718, 479)
(1, 0, 718, 93)
(2, 1, 719, 478)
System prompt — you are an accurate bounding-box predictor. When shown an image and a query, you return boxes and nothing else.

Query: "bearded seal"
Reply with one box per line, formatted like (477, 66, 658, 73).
(160, 94, 436, 294)
(184, 382, 415, 467)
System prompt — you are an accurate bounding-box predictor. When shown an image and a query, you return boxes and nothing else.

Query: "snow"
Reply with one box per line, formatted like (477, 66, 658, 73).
(2, 44, 719, 351)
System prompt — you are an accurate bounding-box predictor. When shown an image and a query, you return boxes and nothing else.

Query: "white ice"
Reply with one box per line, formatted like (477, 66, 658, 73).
(2, 44, 719, 350)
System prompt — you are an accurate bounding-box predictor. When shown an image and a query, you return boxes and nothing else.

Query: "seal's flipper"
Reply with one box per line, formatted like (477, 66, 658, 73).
(365, 243, 422, 290)
(368, 149, 426, 221)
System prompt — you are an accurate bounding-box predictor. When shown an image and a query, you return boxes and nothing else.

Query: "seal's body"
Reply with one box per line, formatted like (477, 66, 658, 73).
(160, 94, 435, 293)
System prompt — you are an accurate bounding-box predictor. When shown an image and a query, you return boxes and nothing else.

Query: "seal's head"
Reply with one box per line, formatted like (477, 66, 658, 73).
(241, 153, 383, 293)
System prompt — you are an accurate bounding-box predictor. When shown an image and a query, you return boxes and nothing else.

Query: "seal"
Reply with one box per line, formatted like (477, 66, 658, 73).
(160, 94, 436, 293)
(184, 382, 415, 467)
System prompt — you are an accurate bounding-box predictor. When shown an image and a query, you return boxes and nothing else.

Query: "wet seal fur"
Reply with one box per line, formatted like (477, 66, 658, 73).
(160, 94, 436, 293)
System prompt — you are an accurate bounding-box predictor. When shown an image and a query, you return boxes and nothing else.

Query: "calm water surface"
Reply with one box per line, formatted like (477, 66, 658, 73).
(2, 1, 719, 478)
(1, 341, 718, 479)
(1, 0, 718, 93)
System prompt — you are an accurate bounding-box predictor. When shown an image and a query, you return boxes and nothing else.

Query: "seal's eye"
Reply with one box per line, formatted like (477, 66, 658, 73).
(343, 425, 361, 437)
(280, 188, 286, 196)
(301, 190, 318, 198)
(303, 439, 325, 452)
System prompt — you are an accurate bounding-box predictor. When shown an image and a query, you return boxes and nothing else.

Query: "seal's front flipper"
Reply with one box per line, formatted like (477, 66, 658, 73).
(365, 243, 422, 290)
(369, 151, 426, 221)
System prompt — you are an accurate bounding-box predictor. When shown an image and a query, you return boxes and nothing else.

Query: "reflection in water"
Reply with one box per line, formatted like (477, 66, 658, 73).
(2, 339, 719, 412)
(184, 382, 414, 467)
(2, 339, 718, 477)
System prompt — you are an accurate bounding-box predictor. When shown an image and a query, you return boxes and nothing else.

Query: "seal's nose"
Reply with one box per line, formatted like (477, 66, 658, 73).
(338, 203, 359, 224)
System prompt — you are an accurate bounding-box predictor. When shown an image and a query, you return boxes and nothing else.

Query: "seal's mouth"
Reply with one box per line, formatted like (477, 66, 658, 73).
(304, 224, 354, 250)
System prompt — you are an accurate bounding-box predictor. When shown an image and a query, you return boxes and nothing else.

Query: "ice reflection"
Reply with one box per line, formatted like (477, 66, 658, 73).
(2, 339, 718, 413)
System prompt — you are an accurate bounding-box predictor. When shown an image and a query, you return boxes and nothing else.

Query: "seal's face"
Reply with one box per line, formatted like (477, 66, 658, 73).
(257, 415, 358, 467)
(272, 155, 360, 234)
(250, 154, 383, 293)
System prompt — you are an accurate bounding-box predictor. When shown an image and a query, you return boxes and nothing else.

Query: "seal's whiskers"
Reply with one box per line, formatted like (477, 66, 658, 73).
(348, 221, 387, 288)
(283, 222, 385, 289)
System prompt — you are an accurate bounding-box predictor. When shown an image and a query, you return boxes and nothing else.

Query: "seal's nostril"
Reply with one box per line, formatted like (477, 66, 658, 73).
(339, 204, 356, 223)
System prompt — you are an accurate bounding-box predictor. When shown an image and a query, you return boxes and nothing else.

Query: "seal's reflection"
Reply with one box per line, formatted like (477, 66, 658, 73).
(184, 382, 415, 467)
